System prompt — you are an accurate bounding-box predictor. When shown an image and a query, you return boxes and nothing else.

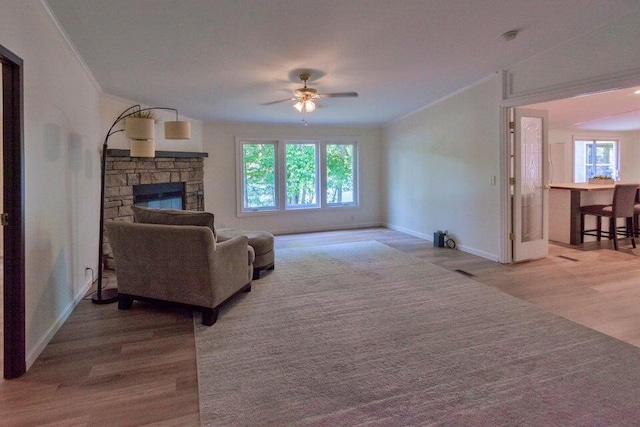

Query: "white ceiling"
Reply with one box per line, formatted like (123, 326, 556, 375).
(44, 0, 640, 127)
(527, 86, 640, 132)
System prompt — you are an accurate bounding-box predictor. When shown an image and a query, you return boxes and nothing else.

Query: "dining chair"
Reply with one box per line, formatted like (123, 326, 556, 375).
(634, 188, 640, 237)
(580, 183, 638, 250)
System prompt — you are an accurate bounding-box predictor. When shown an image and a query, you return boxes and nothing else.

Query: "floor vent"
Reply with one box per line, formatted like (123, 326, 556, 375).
(455, 269, 475, 277)
(558, 255, 579, 262)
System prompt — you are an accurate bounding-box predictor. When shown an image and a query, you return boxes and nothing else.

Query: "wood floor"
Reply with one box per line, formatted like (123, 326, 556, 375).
(2, 227, 640, 426)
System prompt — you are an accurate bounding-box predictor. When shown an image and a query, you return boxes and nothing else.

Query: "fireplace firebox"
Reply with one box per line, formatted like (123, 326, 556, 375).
(133, 182, 185, 210)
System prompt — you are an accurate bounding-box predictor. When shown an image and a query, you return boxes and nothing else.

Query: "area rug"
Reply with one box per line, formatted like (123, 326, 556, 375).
(195, 241, 640, 426)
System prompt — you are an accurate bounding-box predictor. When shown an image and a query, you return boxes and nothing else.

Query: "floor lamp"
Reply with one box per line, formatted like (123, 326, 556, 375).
(92, 104, 191, 304)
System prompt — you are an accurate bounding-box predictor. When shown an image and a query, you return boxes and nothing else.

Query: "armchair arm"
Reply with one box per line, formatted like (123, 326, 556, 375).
(209, 235, 252, 305)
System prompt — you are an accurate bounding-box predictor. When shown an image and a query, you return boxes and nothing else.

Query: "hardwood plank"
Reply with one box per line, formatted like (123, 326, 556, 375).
(0, 281, 200, 427)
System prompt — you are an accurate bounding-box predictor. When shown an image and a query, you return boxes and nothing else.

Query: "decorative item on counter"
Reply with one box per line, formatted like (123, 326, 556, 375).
(588, 175, 614, 184)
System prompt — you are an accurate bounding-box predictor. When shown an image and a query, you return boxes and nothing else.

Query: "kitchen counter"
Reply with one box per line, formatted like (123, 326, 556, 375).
(549, 182, 637, 245)
(549, 183, 616, 191)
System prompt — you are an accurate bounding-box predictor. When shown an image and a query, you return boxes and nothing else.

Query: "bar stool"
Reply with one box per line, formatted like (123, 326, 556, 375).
(580, 183, 638, 250)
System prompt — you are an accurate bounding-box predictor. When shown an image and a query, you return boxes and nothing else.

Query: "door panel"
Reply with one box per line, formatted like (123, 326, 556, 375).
(2, 44, 26, 379)
(513, 108, 549, 261)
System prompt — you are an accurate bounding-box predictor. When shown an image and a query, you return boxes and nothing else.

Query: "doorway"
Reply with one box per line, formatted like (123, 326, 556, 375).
(1, 62, 3, 376)
(503, 79, 640, 263)
(1, 44, 25, 379)
(509, 107, 549, 262)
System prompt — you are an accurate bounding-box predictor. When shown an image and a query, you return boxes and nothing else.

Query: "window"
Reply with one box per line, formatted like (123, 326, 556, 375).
(286, 142, 319, 208)
(237, 139, 358, 214)
(326, 143, 356, 205)
(573, 139, 618, 182)
(241, 142, 277, 211)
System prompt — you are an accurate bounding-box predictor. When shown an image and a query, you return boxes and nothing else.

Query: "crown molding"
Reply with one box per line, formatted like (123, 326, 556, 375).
(39, 0, 102, 93)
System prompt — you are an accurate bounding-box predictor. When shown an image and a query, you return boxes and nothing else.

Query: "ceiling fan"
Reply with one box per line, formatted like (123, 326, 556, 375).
(262, 73, 358, 114)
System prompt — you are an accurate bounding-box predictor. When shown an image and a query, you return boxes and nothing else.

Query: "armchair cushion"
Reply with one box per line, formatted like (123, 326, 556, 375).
(132, 205, 217, 239)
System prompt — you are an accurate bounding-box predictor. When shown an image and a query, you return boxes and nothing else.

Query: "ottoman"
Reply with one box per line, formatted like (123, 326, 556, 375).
(217, 228, 275, 280)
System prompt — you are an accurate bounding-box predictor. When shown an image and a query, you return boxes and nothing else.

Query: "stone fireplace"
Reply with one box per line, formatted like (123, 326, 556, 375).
(103, 149, 208, 268)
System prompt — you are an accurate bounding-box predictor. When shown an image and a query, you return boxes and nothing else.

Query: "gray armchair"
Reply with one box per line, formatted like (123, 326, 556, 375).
(106, 221, 254, 325)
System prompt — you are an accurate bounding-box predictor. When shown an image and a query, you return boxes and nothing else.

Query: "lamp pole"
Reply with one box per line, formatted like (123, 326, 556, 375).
(92, 105, 185, 304)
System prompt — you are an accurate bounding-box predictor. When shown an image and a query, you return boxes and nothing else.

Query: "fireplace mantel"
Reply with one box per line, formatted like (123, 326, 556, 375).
(107, 149, 208, 158)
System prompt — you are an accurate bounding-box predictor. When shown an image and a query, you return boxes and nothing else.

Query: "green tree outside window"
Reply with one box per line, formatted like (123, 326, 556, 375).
(243, 143, 276, 209)
(326, 144, 354, 204)
(286, 143, 317, 206)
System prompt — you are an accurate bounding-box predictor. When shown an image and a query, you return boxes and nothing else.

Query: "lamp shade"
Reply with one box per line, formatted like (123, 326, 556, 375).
(164, 121, 191, 139)
(125, 118, 155, 140)
(130, 139, 155, 157)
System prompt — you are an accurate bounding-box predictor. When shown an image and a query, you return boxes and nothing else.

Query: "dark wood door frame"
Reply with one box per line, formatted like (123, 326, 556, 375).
(1, 44, 26, 379)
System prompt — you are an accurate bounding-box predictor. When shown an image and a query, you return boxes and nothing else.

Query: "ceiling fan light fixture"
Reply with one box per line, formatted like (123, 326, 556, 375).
(268, 71, 357, 121)
(304, 99, 316, 112)
(293, 98, 316, 113)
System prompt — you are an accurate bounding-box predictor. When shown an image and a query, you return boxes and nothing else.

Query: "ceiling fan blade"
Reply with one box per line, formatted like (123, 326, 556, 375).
(319, 92, 359, 98)
(260, 98, 295, 106)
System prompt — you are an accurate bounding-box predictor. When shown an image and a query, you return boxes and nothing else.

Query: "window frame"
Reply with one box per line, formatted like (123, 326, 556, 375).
(572, 137, 619, 183)
(236, 137, 359, 216)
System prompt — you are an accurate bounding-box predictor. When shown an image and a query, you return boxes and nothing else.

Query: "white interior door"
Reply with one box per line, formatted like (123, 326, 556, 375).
(513, 108, 549, 262)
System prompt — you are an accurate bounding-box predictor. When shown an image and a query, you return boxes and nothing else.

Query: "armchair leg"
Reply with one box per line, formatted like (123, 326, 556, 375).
(202, 308, 219, 326)
(118, 295, 133, 310)
(253, 263, 275, 280)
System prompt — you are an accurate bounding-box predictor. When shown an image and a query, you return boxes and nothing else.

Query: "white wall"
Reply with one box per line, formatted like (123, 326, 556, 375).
(202, 122, 383, 234)
(383, 77, 501, 260)
(549, 128, 640, 183)
(0, 1, 103, 367)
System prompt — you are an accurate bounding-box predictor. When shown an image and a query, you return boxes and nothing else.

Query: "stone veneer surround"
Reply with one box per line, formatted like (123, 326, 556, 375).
(103, 149, 208, 268)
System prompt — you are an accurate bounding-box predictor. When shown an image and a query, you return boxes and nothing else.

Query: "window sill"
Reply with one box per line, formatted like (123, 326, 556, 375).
(238, 204, 360, 217)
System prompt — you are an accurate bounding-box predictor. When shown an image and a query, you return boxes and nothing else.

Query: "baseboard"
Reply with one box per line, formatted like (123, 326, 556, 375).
(384, 222, 500, 263)
(272, 221, 384, 236)
(384, 223, 434, 242)
(26, 276, 94, 369)
(454, 244, 500, 263)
